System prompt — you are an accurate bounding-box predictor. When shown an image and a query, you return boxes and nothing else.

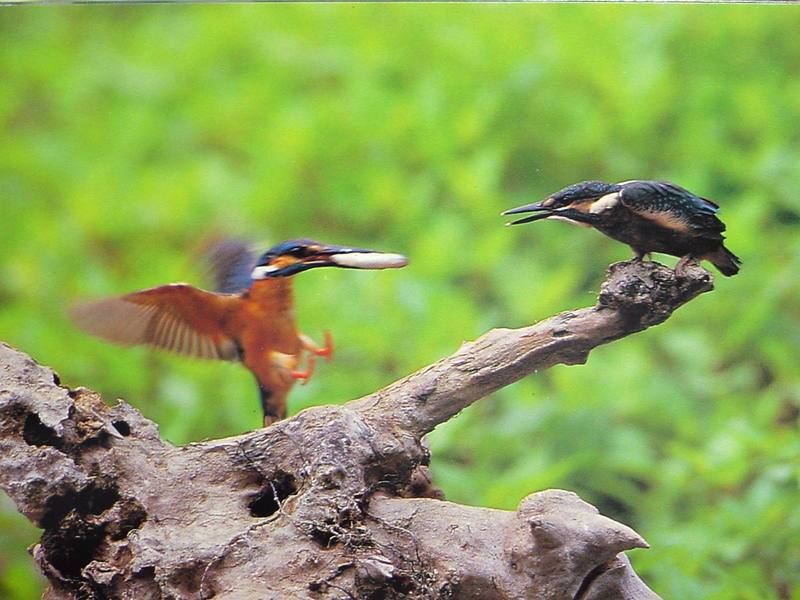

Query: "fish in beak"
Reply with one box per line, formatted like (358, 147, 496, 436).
(326, 248, 409, 270)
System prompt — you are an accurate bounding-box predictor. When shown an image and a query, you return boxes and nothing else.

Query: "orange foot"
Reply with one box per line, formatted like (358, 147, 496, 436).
(301, 331, 335, 362)
(290, 355, 317, 385)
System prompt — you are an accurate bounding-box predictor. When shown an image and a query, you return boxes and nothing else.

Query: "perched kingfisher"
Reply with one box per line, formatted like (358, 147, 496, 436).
(503, 180, 741, 276)
(71, 239, 409, 425)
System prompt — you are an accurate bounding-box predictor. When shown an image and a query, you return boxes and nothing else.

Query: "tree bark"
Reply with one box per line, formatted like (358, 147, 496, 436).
(0, 260, 712, 599)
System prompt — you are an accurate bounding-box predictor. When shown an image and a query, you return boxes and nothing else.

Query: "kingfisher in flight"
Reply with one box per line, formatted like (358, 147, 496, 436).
(503, 180, 741, 276)
(71, 239, 409, 426)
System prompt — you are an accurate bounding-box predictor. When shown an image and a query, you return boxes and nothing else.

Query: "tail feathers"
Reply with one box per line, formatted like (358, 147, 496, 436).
(706, 245, 741, 276)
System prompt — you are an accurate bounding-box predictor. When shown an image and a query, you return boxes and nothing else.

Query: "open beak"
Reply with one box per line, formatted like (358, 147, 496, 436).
(251, 244, 409, 279)
(502, 202, 600, 227)
(502, 200, 555, 226)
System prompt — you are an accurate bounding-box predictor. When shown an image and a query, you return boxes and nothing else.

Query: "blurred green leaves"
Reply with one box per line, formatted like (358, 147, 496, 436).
(2, 5, 799, 599)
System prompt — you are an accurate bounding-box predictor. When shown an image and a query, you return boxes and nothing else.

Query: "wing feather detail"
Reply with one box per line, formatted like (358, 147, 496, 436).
(71, 284, 241, 361)
(619, 180, 725, 238)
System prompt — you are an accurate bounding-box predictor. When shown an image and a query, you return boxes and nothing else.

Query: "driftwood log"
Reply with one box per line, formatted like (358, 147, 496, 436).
(0, 260, 713, 599)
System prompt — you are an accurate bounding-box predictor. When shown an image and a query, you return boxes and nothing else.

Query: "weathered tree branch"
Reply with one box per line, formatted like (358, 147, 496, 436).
(354, 259, 713, 437)
(0, 260, 711, 599)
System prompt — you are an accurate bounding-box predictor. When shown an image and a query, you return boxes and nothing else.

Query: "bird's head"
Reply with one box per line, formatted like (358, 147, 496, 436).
(503, 180, 622, 225)
(251, 239, 409, 279)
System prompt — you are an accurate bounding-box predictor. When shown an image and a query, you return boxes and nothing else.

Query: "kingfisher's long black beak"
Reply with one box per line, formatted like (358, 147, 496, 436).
(502, 201, 555, 226)
(502, 203, 601, 227)
(251, 243, 409, 279)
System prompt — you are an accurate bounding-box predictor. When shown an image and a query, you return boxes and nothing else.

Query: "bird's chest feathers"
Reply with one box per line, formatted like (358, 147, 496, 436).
(594, 205, 688, 251)
(243, 280, 300, 352)
(582, 194, 630, 236)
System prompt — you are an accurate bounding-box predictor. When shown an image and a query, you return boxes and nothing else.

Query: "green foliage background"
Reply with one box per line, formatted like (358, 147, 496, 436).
(1, 5, 799, 599)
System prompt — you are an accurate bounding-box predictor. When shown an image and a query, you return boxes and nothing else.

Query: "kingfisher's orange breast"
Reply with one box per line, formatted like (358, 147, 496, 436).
(222, 278, 302, 360)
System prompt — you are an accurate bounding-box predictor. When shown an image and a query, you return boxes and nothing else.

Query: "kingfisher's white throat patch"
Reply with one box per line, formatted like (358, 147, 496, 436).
(251, 265, 280, 279)
(549, 214, 592, 228)
(589, 192, 621, 214)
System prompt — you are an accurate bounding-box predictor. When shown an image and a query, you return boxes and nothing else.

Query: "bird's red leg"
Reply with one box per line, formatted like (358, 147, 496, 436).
(318, 331, 334, 361)
(290, 354, 316, 385)
(300, 331, 334, 362)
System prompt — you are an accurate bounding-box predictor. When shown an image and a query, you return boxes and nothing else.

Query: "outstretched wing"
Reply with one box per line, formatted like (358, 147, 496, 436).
(71, 284, 241, 360)
(619, 180, 725, 238)
(204, 239, 259, 294)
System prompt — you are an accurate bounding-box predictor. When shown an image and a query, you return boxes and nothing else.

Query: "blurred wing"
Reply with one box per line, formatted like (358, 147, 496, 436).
(620, 181, 725, 237)
(204, 239, 259, 294)
(71, 284, 241, 360)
